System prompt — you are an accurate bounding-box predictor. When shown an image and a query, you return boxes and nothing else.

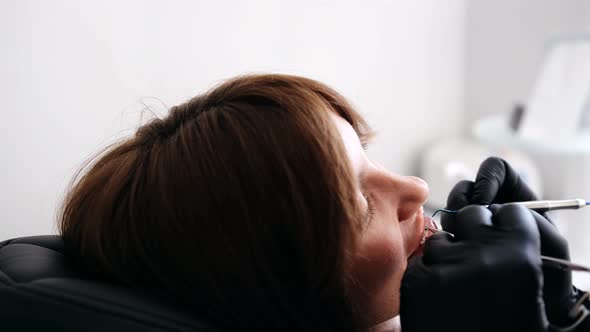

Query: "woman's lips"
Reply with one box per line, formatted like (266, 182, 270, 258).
(424, 215, 438, 236)
(409, 213, 438, 257)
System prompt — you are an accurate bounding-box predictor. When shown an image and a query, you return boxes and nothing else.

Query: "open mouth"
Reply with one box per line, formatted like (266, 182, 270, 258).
(421, 215, 438, 243)
(409, 214, 438, 258)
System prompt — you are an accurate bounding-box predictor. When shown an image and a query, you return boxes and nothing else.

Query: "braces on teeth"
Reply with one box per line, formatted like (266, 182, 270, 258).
(420, 228, 428, 244)
(420, 226, 431, 244)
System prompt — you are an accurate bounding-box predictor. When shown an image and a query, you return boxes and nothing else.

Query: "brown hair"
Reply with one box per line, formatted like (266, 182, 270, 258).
(59, 74, 372, 331)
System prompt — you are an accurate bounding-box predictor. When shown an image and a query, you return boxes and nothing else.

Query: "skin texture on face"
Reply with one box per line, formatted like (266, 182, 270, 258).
(330, 113, 429, 326)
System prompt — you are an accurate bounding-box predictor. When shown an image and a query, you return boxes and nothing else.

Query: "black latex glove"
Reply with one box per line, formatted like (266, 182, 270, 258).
(445, 157, 583, 327)
(400, 204, 548, 332)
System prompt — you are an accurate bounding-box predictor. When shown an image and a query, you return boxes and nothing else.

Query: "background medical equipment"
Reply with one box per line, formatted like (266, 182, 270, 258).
(419, 138, 542, 209)
(472, 35, 590, 201)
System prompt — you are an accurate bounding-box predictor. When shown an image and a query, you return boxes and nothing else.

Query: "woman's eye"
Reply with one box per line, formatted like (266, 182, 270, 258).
(363, 193, 376, 224)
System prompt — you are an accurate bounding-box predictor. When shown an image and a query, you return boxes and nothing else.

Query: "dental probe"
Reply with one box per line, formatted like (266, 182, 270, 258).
(540, 255, 590, 273)
(424, 226, 590, 273)
(431, 199, 590, 218)
(500, 199, 588, 213)
(425, 199, 590, 272)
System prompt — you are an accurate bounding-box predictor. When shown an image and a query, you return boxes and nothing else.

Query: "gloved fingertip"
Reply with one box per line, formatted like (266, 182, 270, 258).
(471, 184, 499, 205)
(492, 204, 538, 237)
(471, 157, 507, 204)
(487, 203, 502, 214)
(483, 156, 507, 166)
(529, 210, 569, 259)
(440, 212, 456, 234)
(441, 205, 493, 241)
(446, 180, 474, 210)
(423, 232, 453, 252)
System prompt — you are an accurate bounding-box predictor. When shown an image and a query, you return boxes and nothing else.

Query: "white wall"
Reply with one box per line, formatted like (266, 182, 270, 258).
(0, 0, 466, 239)
(465, 0, 588, 126)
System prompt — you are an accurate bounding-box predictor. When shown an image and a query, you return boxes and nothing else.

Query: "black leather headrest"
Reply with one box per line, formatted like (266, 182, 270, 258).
(0, 235, 219, 331)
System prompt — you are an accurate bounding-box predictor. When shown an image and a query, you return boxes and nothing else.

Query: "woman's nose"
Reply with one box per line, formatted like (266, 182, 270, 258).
(395, 176, 429, 221)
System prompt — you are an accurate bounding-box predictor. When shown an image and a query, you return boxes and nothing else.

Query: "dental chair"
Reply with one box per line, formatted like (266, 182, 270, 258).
(0, 235, 220, 331)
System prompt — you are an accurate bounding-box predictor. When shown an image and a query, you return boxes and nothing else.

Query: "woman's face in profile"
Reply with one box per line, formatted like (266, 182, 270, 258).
(330, 113, 430, 324)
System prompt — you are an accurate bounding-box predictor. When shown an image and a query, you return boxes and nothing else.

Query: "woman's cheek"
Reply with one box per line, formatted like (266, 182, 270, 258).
(399, 222, 420, 258)
(351, 231, 407, 292)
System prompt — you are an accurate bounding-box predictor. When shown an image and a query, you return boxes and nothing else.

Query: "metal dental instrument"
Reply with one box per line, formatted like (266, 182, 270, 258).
(431, 198, 590, 218)
(427, 199, 590, 273)
(505, 198, 589, 213)
(424, 226, 590, 273)
(540, 256, 590, 273)
(425, 226, 454, 237)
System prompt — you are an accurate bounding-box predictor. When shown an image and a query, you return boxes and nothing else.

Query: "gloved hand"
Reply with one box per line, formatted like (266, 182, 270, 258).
(447, 156, 538, 207)
(400, 204, 548, 332)
(446, 157, 590, 330)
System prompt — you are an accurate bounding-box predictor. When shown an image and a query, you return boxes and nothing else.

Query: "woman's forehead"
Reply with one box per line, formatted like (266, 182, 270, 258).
(329, 112, 365, 180)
